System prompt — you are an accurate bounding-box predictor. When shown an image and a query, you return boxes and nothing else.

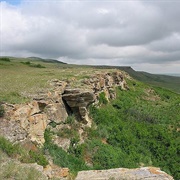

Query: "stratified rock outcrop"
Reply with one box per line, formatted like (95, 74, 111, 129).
(62, 71, 128, 125)
(1, 80, 68, 146)
(0, 71, 127, 146)
(75, 167, 174, 180)
(83, 71, 128, 100)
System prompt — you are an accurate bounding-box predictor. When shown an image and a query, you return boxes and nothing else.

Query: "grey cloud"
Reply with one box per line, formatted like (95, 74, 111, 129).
(1, 0, 180, 73)
(148, 33, 180, 52)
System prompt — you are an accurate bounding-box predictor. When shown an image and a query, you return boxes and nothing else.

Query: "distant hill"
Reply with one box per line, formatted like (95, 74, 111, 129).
(27, 57, 67, 64)
(120, 67, 180, 94)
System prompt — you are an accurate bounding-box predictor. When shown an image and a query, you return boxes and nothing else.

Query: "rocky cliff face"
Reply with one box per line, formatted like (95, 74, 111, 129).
(0, 71, 127, 147)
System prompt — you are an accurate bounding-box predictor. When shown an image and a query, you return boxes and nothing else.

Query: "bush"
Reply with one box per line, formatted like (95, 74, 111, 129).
(0, 136, 48, 167)
(0, 104, 5, 117)
(21, 61, 45, 68)
(24, 61, 31, 65)
(0, 57, 10, 62)
(65, 115, 76, 125)
(0, 136, 22, 157)
(30, 63, 45, 68)
(48, 121, 57, 128)
(98, 92, 108, 105)
(29, 150, 48, 167)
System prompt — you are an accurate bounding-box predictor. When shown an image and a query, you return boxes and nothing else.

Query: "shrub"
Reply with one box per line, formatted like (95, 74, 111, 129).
(0, 104, 5, 117)
(29, 150, 48, 167)
(0, 136, 21, 157)
(98, 92, 108, 105)
(21, 61, 45, 68)
(0, 57, 10, 62)
(65, 115, 76, 125)
(30, 63, 46, 68)
(0, 136, 48, 167)
(49, 121, 57, 128)
(24, 61, 31, 65)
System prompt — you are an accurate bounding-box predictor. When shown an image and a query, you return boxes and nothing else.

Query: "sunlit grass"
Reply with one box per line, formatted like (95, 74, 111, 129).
(0, 57, 117, 103)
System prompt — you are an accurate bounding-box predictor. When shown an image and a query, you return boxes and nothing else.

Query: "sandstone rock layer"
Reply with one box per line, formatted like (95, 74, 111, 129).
(75, 167, 174, 180)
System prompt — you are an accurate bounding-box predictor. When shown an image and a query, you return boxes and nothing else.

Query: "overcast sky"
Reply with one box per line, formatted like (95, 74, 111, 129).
(1, 0, 180, 74)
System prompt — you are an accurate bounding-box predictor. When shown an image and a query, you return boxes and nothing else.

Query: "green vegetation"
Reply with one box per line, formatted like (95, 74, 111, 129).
(0, 57, 10, 62)
(0, 160, 47, 180)
(0, 104, 5, 117)
(65, 115, 76, 125)
(117, 66, 180, 94)
(44, 130, 89, 174)
(0, 136, 22, 158)
(99, 92, 108, 105)
(21, 61, 46, 68)
(44, 79, 179, 179)
(87, 81, 179, 179)
(0, 136, 48, 167)
(93, 66, 180, 93)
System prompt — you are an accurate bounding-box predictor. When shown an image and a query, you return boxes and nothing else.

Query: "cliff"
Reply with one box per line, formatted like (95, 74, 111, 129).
(0, 71, 128, 147)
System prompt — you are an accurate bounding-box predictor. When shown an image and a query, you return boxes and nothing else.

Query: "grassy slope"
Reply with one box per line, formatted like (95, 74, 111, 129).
(117, 67, 180, 94)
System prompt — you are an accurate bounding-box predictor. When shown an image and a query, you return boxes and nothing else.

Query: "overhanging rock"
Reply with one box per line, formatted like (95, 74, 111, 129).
(62, 89, 95, 125)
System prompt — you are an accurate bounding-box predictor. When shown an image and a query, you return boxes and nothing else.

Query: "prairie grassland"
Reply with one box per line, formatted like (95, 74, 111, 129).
(0, 57, 116, 103)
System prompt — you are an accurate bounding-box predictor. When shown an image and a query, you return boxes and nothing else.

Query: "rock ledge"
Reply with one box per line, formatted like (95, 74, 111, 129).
(75, 167, 174, 180)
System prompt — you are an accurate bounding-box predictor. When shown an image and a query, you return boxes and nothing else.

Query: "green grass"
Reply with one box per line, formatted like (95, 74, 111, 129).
(0, 57, 117, 103)
(0, 136, 48, 167)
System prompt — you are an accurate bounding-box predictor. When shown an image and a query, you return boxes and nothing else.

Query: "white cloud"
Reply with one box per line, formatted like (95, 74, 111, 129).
(97, 8, 110, 15)
(0, 0, 180, 73)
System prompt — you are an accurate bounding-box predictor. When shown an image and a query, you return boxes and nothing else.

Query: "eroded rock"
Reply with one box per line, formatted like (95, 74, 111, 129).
(43, 164, 69, 179)
(62, 89, 95, 124)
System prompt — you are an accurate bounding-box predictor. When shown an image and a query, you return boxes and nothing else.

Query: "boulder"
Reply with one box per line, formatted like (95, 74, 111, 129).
(75, 167, 174, 180)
